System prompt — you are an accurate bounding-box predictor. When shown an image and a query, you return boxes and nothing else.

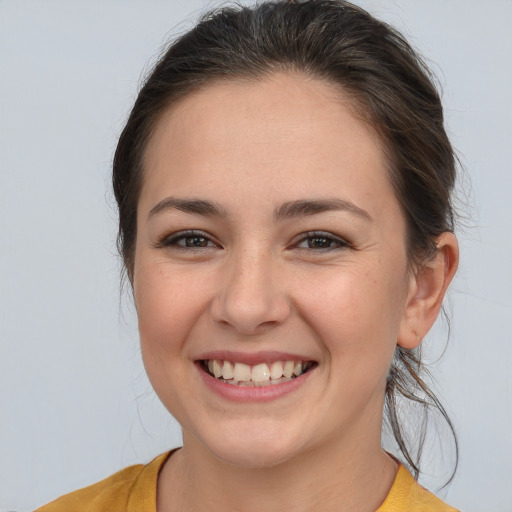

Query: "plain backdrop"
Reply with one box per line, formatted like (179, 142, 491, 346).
(1, 1, 511, 511)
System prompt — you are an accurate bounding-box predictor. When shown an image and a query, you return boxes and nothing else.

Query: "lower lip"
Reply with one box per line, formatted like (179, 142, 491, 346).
(196, 363, 315, 403)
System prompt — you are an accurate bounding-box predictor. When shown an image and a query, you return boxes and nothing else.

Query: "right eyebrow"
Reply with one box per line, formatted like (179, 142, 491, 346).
(147, 197, 228, 220)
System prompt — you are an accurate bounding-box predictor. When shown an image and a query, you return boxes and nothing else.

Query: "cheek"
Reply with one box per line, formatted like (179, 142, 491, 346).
(134, 261, 202, 357)
(297, 265, 406, 359)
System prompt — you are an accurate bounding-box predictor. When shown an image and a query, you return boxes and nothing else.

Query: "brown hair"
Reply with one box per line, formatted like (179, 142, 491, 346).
(113, 0, 458, 481)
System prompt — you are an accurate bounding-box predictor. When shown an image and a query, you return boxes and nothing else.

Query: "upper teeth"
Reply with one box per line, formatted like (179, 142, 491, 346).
(205, 360, 310, 383)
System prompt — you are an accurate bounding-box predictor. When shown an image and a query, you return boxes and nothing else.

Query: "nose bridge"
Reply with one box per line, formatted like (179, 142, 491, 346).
(212, 242, 289, 334)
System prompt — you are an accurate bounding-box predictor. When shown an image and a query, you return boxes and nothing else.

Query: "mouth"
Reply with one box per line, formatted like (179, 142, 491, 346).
(199, 359, 316, 387)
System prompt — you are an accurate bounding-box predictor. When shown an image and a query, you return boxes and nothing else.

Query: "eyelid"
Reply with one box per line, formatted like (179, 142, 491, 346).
(154, 229, 221, 249)
(154, 229, 351, 252)
(292, 231, 352, 250)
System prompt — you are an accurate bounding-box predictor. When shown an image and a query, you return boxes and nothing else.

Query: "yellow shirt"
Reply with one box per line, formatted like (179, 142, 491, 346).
(36, 451, 460, 512)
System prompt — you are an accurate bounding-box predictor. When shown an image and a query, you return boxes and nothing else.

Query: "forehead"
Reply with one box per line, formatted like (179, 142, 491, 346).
(141, 72, 394, 216)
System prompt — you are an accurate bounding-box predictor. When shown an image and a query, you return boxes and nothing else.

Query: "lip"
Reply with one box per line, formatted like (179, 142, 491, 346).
(196, 362, 315, 402)
(195, 350, 314, 366)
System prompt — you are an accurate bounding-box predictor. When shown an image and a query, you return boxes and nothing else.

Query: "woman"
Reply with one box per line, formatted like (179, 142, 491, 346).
(37, 1, 460, 510)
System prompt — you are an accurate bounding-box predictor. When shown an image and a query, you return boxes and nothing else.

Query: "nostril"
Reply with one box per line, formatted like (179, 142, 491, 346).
(210, 292, 291, 335)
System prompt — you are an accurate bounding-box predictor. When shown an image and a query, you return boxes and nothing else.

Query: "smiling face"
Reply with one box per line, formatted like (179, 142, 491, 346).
(133, 73, 414, 467)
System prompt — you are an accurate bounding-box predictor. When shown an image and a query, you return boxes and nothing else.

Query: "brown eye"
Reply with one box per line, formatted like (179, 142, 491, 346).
(157, 230, 218, 250)
(184, 236, 209, 247)
(307, 236, 334, 249)
(295, 231, 350, 251)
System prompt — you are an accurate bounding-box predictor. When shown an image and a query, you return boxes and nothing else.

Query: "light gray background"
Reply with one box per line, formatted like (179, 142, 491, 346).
(1, 1, 511, 511)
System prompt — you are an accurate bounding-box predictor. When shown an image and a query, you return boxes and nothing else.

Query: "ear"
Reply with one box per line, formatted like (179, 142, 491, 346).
(398, 232, 459, 349)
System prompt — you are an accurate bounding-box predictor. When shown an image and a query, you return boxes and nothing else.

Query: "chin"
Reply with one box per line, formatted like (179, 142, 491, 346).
(214, 444, 298, 469)
(197, 424, 306, 469)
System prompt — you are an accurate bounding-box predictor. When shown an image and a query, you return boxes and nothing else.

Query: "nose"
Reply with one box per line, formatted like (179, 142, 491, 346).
(210, 248, 291, 335)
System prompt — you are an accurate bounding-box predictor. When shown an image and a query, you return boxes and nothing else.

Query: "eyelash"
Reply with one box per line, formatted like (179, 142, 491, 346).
(156, 230, 351, 252)
(294, 231, 351, 251)
(156, 230, 219, 250)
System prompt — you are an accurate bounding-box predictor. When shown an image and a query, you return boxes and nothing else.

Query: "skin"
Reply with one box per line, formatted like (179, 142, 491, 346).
(132, 72, 458, 512)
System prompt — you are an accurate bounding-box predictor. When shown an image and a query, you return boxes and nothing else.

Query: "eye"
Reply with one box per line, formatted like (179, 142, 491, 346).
(156, 230, 219, 250)
(295, 231, 350, 251)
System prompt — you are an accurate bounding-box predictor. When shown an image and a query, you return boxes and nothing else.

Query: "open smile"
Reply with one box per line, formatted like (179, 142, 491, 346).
(200, 359, 316, 387)
(195, 353, 318, 402)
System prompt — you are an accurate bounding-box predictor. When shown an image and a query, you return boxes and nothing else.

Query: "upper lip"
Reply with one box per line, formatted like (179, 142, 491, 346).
(195, 350, 316, 366)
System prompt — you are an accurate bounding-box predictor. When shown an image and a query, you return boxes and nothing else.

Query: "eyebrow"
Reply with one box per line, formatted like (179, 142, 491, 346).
(148, 197, 228, 219)
(274, 198, 373, 222)
(148, 196, 372, 222)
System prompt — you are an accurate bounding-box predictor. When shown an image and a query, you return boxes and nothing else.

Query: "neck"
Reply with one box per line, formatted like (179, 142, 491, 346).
(157, 425, 397, 512)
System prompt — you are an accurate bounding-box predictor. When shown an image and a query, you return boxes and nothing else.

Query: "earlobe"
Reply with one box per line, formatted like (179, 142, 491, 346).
(397, 232, 459, 349)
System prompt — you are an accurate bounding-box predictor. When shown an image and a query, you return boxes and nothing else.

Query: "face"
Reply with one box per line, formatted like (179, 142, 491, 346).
(133, 73, 413, 468)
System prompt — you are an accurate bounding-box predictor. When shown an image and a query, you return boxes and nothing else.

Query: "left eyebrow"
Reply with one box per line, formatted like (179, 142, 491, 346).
(274, 198, 373, 222)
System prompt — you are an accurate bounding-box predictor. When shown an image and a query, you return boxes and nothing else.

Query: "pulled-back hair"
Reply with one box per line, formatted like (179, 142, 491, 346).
(113, 0, 458, 481)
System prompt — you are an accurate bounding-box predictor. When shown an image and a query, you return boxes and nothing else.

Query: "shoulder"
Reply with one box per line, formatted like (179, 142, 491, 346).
(377, 465, 460, 512)
(35, 452, 171, 512)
